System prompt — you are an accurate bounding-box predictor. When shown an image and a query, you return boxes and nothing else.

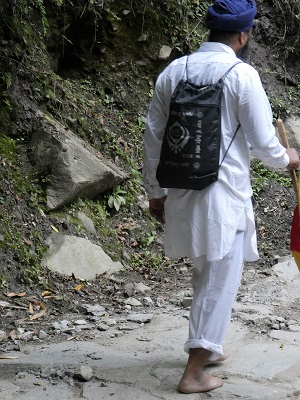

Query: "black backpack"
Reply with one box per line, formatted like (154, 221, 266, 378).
(156, 58, 242, 190)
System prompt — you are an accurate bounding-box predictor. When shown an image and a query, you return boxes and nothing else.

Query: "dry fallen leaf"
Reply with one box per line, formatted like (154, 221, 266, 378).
(6, 292, 26, 298)
(67, 335, 79, 341)
(51, 225, 59, 233)
(28, 302, 34, 314)
(22, 237, 33, 246)
(29, 300, 46, 321)
(75, 284, 85, 291)
(41, 290, 53, 297)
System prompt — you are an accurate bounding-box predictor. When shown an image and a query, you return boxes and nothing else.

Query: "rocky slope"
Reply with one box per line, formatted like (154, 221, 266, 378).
(0, 0, 300, 348)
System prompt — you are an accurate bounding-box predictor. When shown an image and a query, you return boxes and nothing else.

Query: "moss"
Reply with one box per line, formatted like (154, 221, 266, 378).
(0, 104, 12, 134)
(0, 133, 17, 162)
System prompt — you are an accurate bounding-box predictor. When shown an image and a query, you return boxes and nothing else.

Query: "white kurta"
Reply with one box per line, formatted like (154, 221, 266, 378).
(143, 42, 289, 262)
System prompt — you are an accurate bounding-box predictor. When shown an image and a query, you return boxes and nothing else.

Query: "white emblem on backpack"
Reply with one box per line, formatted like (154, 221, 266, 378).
(167, 122, 190, 153)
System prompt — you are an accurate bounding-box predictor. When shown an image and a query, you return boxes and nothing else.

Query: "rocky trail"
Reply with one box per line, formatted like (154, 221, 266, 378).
(0, 255, 300, 399)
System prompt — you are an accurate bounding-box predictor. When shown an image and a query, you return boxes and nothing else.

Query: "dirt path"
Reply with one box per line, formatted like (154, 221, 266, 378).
(1, 257, 299, 400)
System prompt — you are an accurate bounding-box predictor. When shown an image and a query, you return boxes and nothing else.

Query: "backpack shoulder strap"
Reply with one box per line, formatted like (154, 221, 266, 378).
(184, 55, 189, 81)
(219, 123, 241, 167)
(219, 61, 243, 83)
(218, 61, 243, 166)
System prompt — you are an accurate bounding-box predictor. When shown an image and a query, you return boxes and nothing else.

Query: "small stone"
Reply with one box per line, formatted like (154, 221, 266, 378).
(107, 329, 124, 338)
(56, 369, 65, 379)
(97, 324, 109, 331)
(271, 324, 280, 330)
(158, 45, 172, 60)
(38, 330, 48, 340)
(88, 316, 102, 322)
(76, 212, 96, 234)
(66, 377, 75, 386)
(143, 297, 153, 305)
(81, 304, 106, 317)
(179, 266, 188, 273)
(53, 320, 74, 332)
(135, 282, 151, 293)
(124, 283, 135, 297)
(40, 370, 51, 379)
(21, 331, 35, 341)
(127, 314, 153, 324)
(105, 319, 117, 327)
(125, 298, 142, 307)
(74, 366, 93, 382)
(137, 196, 148, 211)
(118, 324, 135, 331)
(181, 298, 193, 308)
(74, 320, 87, 325)
(155, 238, 164, 246)
(138, 34, 148, 42)
(16, 372, 27, 379)
(0, 330, 7, 341)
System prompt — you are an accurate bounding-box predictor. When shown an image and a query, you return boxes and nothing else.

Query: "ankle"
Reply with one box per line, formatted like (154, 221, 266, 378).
(188, 348, 211, 361)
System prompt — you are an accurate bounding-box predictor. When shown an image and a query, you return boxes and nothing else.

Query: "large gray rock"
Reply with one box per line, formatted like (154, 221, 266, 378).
(30, 111, 127, 210)
(42, 233, 123, 279)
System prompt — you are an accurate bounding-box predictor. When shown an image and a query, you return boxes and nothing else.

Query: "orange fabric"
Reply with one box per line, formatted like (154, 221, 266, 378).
(292, 251, 300, 271)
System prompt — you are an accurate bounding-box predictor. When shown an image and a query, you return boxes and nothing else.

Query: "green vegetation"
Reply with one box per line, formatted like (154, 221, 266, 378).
(122, 0, 210, 53)
(268, 92, 291, 120)
(1, 0, 300, 287)
(251, 160, 292, 199)
(0, 134, 48, 284)
(270, 0, 300, 56)
(130, 251, 165, 271)
(107, 186, 127, 211)
(0, 273, 7, 289)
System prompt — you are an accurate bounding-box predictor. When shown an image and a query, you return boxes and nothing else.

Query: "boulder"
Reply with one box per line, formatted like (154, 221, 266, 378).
(30, 111, 127, 210)
(42, 233, 123, 279)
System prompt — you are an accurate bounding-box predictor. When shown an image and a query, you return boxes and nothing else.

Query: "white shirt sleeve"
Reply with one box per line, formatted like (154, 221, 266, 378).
(237, 67, 289, 169)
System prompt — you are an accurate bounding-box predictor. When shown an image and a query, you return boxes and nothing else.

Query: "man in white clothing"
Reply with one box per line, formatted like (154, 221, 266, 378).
(143, 0, 299, 394)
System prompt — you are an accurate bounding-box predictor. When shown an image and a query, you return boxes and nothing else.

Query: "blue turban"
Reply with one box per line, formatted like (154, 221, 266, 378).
(205, 0, 257, 32)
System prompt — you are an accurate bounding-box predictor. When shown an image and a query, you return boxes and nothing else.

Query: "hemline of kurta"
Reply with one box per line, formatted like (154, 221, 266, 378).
(163, 182, 257, 262)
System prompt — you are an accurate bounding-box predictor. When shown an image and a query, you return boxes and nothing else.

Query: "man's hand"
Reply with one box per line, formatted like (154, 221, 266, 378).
(149, 196, 167, 224)
(286, 148, 300, 170)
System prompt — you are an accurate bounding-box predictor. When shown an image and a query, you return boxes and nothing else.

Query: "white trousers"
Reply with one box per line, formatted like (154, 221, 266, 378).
(184, 230, 245, 360)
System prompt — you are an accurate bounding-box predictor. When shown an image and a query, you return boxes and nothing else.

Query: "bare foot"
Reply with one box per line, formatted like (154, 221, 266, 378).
(178, 348, 224, 393)
(205, 351, 230, 365)
(178, 371, 223, 393)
